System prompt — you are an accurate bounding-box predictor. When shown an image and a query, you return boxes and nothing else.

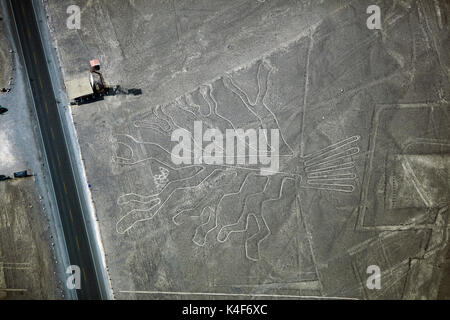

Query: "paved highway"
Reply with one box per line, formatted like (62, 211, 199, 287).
(9, 0, 101, 299)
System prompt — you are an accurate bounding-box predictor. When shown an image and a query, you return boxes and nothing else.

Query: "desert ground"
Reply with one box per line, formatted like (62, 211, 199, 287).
(0, 8, 11, 91)
(44, 0, 449, 299)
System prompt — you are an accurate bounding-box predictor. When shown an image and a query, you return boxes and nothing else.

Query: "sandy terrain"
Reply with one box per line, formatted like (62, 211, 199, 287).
(0, 9, 12, 91)
(44, 0, 450, 299)
(0, 179, 61, 299)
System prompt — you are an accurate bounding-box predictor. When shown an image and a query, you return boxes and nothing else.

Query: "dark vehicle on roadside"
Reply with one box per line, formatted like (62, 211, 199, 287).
(14, 170, 32, 178)
(0, 175, 11, 181)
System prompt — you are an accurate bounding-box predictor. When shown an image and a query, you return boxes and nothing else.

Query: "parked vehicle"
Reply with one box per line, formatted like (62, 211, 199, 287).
(0, 105, 8, 115)
(14, 170, 32, 178)
(0, 175, 11, 182)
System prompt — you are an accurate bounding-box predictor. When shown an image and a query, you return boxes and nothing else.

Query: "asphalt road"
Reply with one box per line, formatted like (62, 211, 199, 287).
(9, 0, 101, 299)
